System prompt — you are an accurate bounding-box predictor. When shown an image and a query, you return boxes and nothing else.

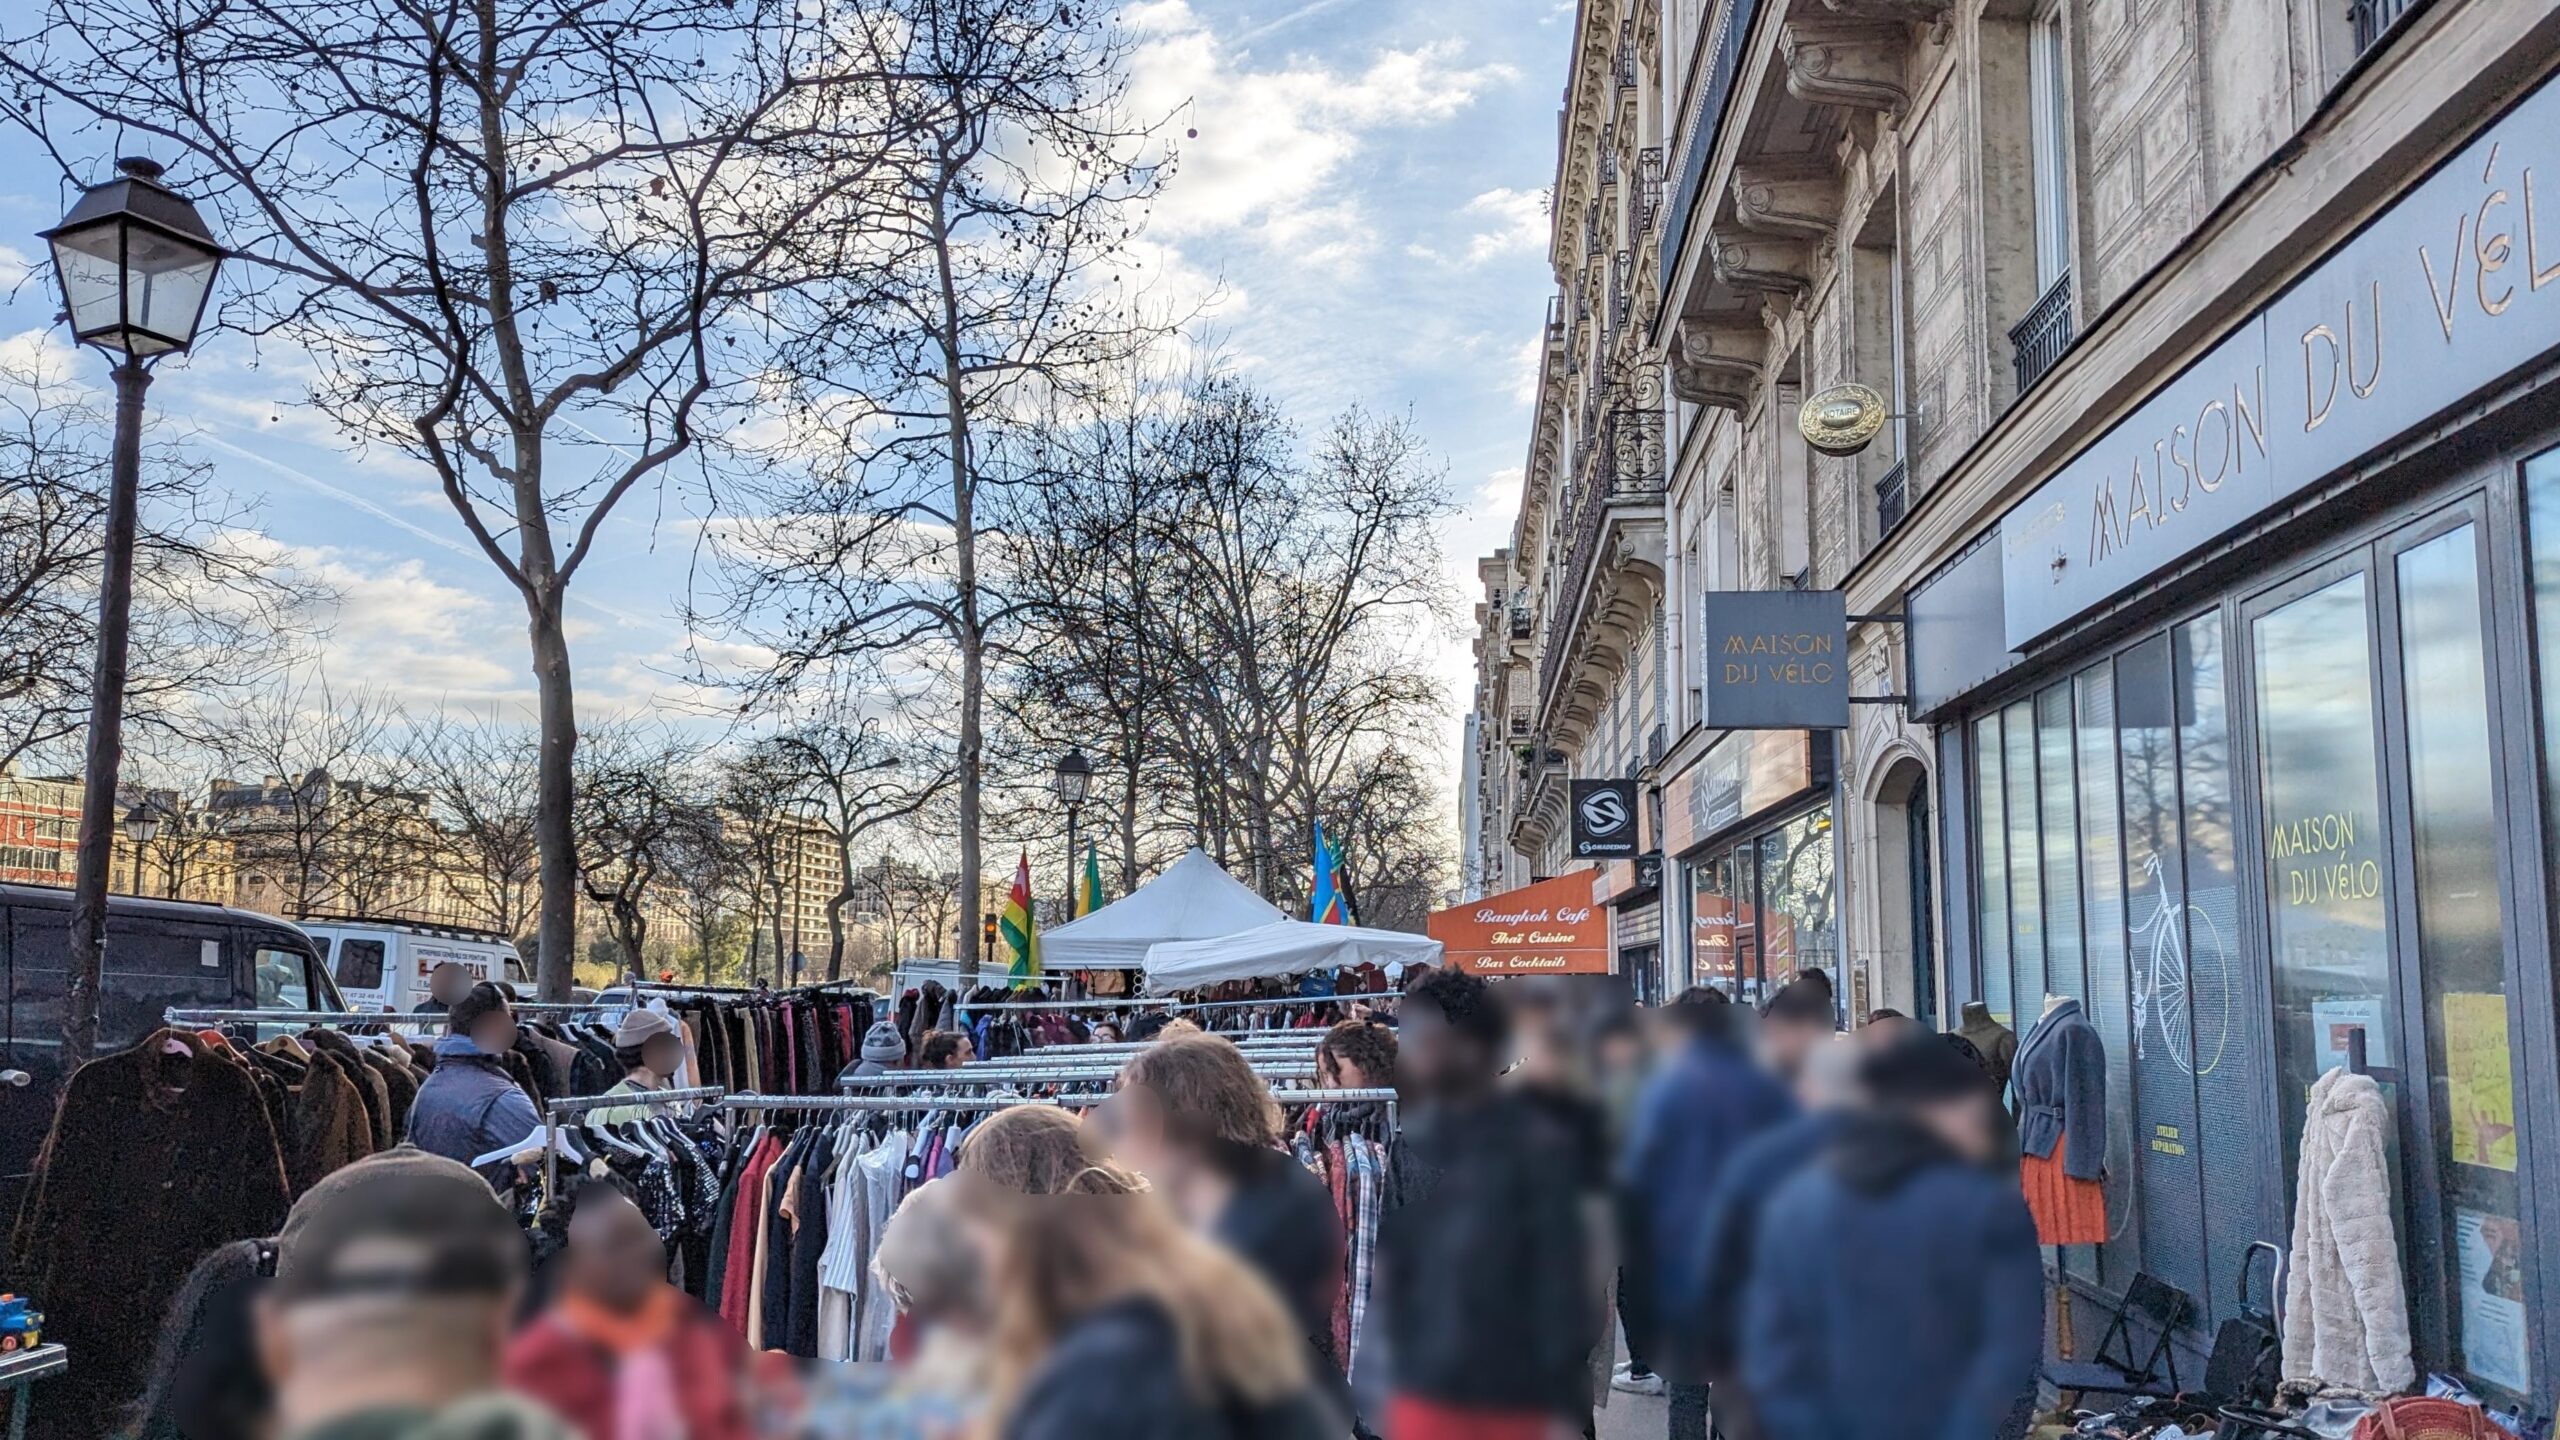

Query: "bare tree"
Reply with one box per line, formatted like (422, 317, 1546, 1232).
(0, 355, 317, 772)
(573, 728, 709, 984)
(704, 0, 1175, 982)
(756, 717, 949, 981)
(209, 676, 421, 920)
(717, 745, 811, 986)
(405, 711, 542, 941)
(662, 807, 749, 983)
(3, 0, 910, 998)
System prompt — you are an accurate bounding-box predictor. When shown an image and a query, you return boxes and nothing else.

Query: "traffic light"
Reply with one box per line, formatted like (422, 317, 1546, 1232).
(981, 911, 999, 955)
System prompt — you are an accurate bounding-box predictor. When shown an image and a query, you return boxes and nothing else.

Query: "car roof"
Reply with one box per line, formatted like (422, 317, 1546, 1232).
(0, 880, 305, 934)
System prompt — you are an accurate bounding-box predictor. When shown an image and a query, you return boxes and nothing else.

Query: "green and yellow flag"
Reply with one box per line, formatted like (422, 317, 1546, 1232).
(1002, 850, 1039, 988)
(1076, 842, 1105, 918)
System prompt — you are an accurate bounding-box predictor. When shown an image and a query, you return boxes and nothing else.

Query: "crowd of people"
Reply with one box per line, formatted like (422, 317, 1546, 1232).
(117, 967, 2042, 1440)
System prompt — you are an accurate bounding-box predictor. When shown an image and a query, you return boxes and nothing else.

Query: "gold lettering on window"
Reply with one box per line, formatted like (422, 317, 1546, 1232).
(2477, 188, 2515, 318)
(2526, 167, 2560, 291)
(2302, 323, 2341, 431)
(2421, 212, 2469, 341)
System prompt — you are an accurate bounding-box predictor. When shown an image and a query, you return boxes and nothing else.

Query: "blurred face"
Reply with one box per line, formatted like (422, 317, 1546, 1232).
(565, 1190, 668, 1312)
(639, 1033, 684, 1078)
(429, 965, 471, 1005)
(1860, 1015, 1920, 1050)
(1597, 1031, 1642, 1077)
(1092, 1025, 1121, 1045)
(1760, 1016, 1827, 1078)
(1397, 1004, 1485, 1093)
(467, 1004, 517, 1054)
(1318, 1050, 1372, 1091)
(1915, 1092, 1997, 1164)
(1093, 1083, 1179, 1186)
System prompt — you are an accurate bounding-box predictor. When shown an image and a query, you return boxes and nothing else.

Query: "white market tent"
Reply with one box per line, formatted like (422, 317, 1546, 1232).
(1144, 919, 1443, 990)
(1040, 847, 1287, 971)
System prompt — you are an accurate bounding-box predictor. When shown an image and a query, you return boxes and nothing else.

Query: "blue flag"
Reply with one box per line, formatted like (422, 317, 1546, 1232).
(1312, 821, 1348, 925)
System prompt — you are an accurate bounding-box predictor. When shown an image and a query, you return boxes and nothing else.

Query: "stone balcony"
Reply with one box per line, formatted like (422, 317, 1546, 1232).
(1533, 400, 1668, 753)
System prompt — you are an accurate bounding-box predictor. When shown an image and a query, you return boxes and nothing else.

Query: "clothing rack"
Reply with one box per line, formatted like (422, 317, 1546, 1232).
(721, 1087, 1398, 1117)
(539, 1085, 728, 1197)
(165, 1004, 612, 1028)
(1024, 1037, 1323, 1056)
(840, 1062, 1322, 1090)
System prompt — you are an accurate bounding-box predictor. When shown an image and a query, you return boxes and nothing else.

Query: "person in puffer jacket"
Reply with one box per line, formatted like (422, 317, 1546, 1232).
(405, 983, 545, 1186)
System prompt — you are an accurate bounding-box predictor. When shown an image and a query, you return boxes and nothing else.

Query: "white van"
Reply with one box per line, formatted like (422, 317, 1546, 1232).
(299, 919, 528, 1013)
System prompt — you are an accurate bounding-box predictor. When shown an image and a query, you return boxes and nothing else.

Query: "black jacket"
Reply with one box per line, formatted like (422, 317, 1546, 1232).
(1006, 1298, 1337, 1440)
(1377, 1090, 1591, 1418)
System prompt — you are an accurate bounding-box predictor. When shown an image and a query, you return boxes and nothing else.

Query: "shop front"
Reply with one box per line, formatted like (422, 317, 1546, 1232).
(1662, 729, 1837, 1011)
(1909, 74, 2560, 1409)
(1597, 853, 1666, 1004)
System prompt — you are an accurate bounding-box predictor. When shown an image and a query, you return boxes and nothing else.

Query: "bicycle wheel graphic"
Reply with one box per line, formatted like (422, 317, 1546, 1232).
(2150, 904, 2234, 1077)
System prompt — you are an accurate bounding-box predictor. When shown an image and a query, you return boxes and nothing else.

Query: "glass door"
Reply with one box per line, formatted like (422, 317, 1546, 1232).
(2243, 497, 2538, 1403)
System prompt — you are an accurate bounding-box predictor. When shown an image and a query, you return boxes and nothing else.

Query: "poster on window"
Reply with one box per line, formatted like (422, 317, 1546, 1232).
(2310, 995, 2389, 1074)
(2455, 1208, 2532, 1396)
(2443, 993, 2517, 1173)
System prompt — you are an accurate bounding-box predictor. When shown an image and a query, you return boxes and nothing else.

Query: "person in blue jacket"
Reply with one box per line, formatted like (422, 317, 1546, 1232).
(1740, 1031, 2043, 1440)
(406, 982, 545, 1186)
(1619, 986, 1794, 1439)
(1670, 1034, 1863, 1439)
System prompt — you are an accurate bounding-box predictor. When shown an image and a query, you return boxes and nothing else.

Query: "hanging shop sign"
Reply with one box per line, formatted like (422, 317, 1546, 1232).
(1593, 851, 1664, 906)
(1699, 590, 1850, 729)
(1570, 778, 1640, 858)
(1661, 730, 1813, 858)
(2000, 69, 2560, 650)
(1427, 873, 1612, 976)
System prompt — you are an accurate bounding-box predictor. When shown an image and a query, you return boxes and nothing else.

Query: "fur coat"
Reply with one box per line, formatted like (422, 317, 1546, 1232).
(10, 1031, 289, 1440)
(2281, 1068, 2414, 1393)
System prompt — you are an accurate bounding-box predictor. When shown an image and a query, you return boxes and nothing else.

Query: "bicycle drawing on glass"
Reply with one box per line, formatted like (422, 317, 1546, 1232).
(2129, 853, 2233, 1076)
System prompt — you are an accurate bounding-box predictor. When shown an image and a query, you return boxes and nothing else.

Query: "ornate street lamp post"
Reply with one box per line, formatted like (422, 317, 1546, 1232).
(42, 157, 226, 1059)
(1052, 749, 1092, 923)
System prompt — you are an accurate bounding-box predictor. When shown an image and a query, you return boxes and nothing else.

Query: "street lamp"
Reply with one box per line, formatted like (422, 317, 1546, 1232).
(122, 802, 160, 898)
(1053, 749, 1092, 920)
(43, 157, 226, 1061)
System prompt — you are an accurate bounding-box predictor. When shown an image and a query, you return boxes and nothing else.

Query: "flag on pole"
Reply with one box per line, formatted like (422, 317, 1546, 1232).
(1002, 851, 1040, 988)
(1311, 822, 1349, 925)
(1076, 842, 1105, 918)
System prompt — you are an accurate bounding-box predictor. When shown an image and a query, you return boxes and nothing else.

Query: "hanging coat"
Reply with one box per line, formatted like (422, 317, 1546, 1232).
(11, 1032, 289, 1440)
(2281, 1068, 2414, 1393)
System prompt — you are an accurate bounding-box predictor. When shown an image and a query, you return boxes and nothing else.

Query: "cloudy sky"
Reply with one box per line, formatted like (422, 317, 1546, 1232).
(2, 0, 1568, 795)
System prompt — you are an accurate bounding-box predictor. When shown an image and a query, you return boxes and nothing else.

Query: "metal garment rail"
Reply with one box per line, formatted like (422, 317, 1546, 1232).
(841, 1062, 1321, 1090)
(944, 993, 1395, 1014)
(166, 1003, 613, 1027)
(720, 1086, 1399, 1121)
(540, 1085, 727, 1198)
(1024, 1037, 1322, 1056)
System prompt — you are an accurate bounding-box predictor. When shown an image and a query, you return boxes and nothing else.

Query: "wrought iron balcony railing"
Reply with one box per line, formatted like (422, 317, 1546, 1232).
(2008, 271, 2075, 396)
(1875, 458, 1910, 538)
(1536, 410, 1668, 708)
(2351, 0, 2419, 54)
(1659, 0, 1764, 291)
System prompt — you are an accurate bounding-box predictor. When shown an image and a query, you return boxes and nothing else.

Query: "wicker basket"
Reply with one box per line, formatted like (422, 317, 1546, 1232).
(2351, 1398, 2519, 1440)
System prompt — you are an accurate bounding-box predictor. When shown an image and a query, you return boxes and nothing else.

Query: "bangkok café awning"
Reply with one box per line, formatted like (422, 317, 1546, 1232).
(1424, 873, 1612, 977)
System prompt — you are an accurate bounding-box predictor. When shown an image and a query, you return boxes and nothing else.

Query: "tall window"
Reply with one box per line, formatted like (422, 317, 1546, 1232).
(2027, 10, 2072, 289)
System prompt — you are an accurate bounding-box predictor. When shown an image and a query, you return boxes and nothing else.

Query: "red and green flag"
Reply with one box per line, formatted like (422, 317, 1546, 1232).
(1002, 851, 1040, 988)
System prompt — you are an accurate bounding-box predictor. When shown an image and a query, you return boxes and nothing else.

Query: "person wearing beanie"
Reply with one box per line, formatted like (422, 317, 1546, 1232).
(845, 1020, 908, 1080)
(587, 1010, 691, 1126)
(1739, 1032, 2040, 1440)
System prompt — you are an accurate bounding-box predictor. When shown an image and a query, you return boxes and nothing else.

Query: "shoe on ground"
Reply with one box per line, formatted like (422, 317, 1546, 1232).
(1611, 1369, 1665, 1396)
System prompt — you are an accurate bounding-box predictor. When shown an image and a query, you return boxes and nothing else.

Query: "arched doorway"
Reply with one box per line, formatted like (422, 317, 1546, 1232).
(1870, 755, 1937, 1029)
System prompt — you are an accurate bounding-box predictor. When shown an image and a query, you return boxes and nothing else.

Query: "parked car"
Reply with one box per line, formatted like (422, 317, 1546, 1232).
(300, 918, 526, 1012)
(0, 882, 344, 1195)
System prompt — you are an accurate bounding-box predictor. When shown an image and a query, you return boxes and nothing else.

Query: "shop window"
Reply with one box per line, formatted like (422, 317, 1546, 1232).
(1972, 713, 2013, 1025)
(2251, 575, 2396, 1221)
(2002, 700, 2046, 1007)
(2075, 666, 2138, 1289)
(2177, 617, 2258, 1333)
(1759, 808, 1838, 1016)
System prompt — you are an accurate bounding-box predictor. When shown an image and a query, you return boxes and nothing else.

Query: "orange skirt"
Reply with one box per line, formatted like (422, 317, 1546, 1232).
(2022, 1135, 2106, 1245)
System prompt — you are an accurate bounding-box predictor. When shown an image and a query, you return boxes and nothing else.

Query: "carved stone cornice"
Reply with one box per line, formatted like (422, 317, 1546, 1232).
(1732, 161, 1844, 241)
(1669, 317, 1767, 411)
(1708, 225, 1813, 294)
(1782, 18, 1914, 115)
(1819, 0, 1951, 20)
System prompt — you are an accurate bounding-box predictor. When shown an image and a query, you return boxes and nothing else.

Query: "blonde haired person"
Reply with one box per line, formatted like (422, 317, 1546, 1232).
(951, 1106, 1338, 1440)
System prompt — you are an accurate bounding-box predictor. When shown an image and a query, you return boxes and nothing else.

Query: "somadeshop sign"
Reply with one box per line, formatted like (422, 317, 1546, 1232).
(1425, 873, 1612, 976)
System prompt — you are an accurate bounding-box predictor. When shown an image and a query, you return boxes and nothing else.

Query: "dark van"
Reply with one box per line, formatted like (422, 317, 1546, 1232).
(0, 882, 343, 1194)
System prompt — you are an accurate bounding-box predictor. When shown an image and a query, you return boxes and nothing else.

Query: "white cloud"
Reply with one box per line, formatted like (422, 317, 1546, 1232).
(1461, 187, 1549, 264)
(1127, 2, 1519, 264)
(1508, 330, 1547, 406)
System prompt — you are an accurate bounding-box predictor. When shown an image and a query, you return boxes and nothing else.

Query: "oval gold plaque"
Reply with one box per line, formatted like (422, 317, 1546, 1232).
(1797, 383, 1888, 456)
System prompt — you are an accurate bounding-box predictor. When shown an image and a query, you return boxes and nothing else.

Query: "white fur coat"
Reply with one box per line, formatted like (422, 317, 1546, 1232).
(2281, 1068, 2415, 1393)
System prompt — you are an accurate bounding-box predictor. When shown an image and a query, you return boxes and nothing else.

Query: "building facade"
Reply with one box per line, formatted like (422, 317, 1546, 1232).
(0, 767, 238, 904)
(1471, 0, 2560, 1408)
